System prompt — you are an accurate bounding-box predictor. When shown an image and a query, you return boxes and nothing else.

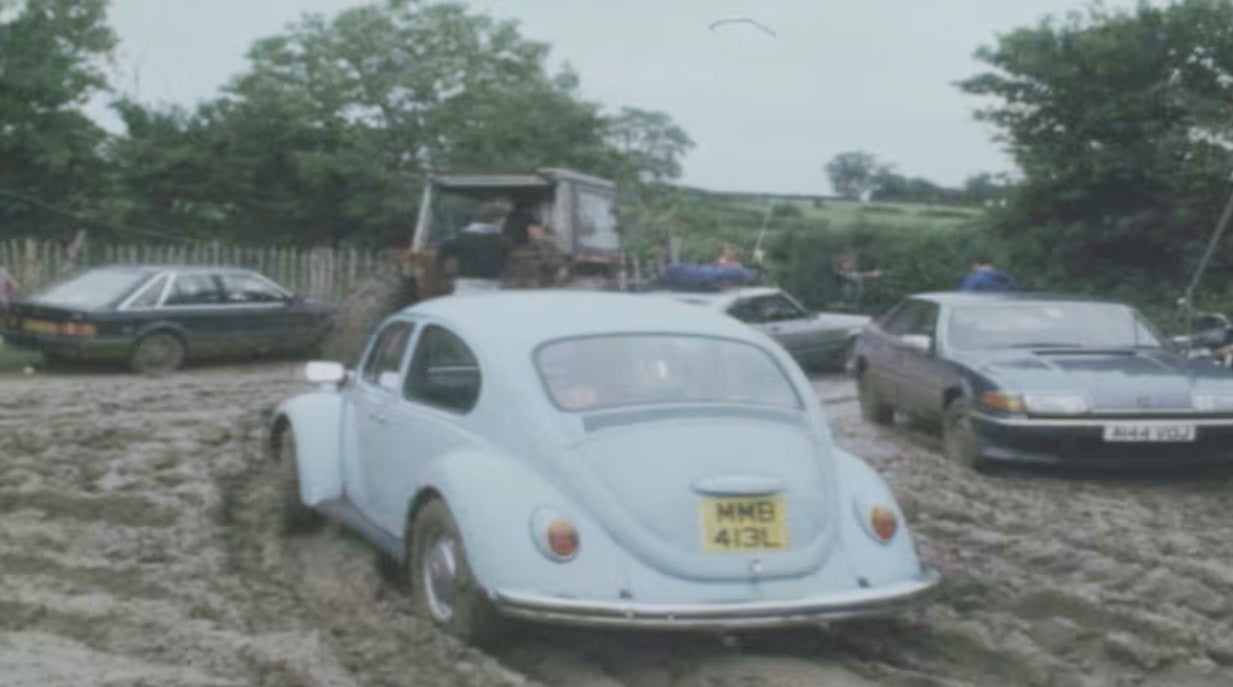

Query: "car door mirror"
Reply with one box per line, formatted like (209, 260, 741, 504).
(900, 334, 933, 354)
(304, 361, 346, 386)
(378, 371, 401, 392)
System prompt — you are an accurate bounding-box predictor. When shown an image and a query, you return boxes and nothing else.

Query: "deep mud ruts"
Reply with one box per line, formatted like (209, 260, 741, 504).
(3, 364, 1233, 686)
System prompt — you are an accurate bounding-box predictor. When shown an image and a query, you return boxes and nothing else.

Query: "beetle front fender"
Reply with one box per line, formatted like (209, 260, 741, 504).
(271, 391, 344, 506)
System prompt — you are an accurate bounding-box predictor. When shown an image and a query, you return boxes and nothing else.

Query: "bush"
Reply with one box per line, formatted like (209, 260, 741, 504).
(772, 202, 804, 219)
(766, 222, 988, 314)
(861, 204, 907, 216)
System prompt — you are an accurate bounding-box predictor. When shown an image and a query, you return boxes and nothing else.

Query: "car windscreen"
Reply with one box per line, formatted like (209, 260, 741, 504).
(31, 268, 151, 310)
(947, 303, 1165, 350)
(536, 335, 802, 412)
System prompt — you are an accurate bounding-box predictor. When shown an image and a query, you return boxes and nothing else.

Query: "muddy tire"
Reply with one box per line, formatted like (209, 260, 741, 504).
(857, 368, 894, 425)
(408, 500, 505, 646)
(275, 428, 323, 534)
(943, 397, 989, 471)
(129, 331, 185, 375)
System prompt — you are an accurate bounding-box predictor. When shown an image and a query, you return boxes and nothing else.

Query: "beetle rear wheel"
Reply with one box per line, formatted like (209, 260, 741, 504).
(408, 500, 505, 646)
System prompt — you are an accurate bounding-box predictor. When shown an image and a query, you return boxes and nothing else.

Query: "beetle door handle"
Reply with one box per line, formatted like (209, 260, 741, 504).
(370, 412, 388, 424)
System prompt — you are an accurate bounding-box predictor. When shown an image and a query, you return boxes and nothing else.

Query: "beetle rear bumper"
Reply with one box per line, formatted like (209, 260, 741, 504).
(490, 569, 940, 630)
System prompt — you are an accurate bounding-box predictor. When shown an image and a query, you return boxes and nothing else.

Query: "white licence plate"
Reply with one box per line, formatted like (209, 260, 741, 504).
(1102, 423, 1196, 443)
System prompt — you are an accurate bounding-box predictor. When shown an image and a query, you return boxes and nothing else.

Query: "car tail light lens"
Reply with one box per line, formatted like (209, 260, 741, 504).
(869, 506, 898, 543)
(980, 391, 1024, 413)
(58, 322, 97, 337)
(547, 519, 579, 560)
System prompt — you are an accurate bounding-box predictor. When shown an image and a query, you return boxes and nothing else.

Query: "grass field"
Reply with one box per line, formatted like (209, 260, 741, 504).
(717, 194, 985, 230)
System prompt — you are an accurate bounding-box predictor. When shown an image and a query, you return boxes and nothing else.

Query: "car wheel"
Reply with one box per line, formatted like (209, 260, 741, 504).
(275, 428, 323, 534)
(408, 500, 505, 646)
(857, 368, 894, 425)
(943, 398, 988, 471)
(129, 332, 185, 375)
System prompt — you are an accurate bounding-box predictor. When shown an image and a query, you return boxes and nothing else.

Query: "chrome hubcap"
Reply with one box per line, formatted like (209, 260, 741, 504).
(423, 536, 459, 623)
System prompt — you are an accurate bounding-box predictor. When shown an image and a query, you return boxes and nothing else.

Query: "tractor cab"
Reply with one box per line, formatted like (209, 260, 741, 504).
(410, 168, 623, 296)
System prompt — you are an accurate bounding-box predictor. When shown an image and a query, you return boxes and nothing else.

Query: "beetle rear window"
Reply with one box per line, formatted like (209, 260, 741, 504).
(536, 335, 801, 412)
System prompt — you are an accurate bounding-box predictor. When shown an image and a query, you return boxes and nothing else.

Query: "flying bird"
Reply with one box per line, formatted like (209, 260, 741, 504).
(708, 17, 777, 38)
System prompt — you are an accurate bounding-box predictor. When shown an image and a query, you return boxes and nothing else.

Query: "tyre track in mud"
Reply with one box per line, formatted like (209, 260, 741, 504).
(4, 365, 1233, 686)
(0, 364, 525, 687)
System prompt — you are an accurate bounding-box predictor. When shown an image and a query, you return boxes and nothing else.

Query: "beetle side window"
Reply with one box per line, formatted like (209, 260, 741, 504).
(404, 325, 481, 413)
(361, 321, 414, 387)
(165, 274, 224, 306)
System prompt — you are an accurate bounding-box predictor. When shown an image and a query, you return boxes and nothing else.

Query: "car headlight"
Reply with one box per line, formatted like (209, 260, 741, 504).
(1193, 393, 1233, 412)
(1023, 393, 1090, 415)
(980, 391, 1025, 413)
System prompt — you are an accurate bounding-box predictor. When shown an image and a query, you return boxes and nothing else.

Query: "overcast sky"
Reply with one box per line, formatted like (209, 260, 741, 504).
(93, 0, 1148, 194)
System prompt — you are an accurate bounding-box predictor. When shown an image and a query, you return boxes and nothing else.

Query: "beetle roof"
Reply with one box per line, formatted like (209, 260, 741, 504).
(403, 290, 765, 350)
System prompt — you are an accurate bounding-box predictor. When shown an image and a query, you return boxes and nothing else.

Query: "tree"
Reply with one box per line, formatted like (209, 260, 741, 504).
(605, 107, 695, 184)
(825, 151, 891, 200)
(959, 1, 1233, 294)
(0, 0, 116, 239)
(112, 0, 640, 247)
(962, 173, 1009, 204)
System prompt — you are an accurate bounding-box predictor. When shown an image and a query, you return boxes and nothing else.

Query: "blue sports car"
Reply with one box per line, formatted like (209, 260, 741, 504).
(853, 292, 1233, 469)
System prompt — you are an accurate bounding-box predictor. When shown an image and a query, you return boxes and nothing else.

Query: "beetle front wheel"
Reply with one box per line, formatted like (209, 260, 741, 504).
(275, 428, 323, 534)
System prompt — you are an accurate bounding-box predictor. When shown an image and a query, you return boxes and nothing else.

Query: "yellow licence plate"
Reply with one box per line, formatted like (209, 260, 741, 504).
(700, 495, 789, 553)
(21, 319, 58, 335)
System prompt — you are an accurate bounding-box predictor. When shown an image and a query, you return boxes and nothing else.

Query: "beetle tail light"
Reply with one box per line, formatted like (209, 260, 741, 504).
(869, 506, 898, 543)
(547, 519, 579, 560)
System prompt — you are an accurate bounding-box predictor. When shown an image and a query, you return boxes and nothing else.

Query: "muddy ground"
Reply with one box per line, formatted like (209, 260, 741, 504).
(3, 363, 1233, 686)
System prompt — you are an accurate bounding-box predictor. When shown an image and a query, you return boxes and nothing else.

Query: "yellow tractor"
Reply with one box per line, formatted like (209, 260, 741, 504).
(326, 168, 625, 359)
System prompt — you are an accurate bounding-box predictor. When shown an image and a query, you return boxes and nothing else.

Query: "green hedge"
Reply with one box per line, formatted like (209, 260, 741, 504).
(764, 221, 987, 315)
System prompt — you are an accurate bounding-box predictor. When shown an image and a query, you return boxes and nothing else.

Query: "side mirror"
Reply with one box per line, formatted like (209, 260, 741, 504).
(900, 334, 933, 354)
(304, 361, 346, 386)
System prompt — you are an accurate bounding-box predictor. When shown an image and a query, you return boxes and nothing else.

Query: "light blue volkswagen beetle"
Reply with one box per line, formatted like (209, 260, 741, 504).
(270, 291, 938, 644)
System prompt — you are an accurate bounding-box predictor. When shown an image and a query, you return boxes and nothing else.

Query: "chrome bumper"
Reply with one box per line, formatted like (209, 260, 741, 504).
(970, 411, 1233, 429)
(491, 569, 940, 630)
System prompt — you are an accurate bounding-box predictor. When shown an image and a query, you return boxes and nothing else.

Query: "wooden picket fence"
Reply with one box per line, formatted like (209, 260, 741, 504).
(0, 237, 385, 303)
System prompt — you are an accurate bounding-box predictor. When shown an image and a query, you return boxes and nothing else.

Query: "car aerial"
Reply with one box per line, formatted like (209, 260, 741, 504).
(0, 264, 335, 373)
(852, 292, 1233, 469)
(660, 287, 871, 372)
(270, 291, 937, 644)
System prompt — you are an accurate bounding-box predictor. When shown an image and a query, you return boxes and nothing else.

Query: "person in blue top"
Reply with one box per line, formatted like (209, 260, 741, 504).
(958, 257, 1017, 292)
